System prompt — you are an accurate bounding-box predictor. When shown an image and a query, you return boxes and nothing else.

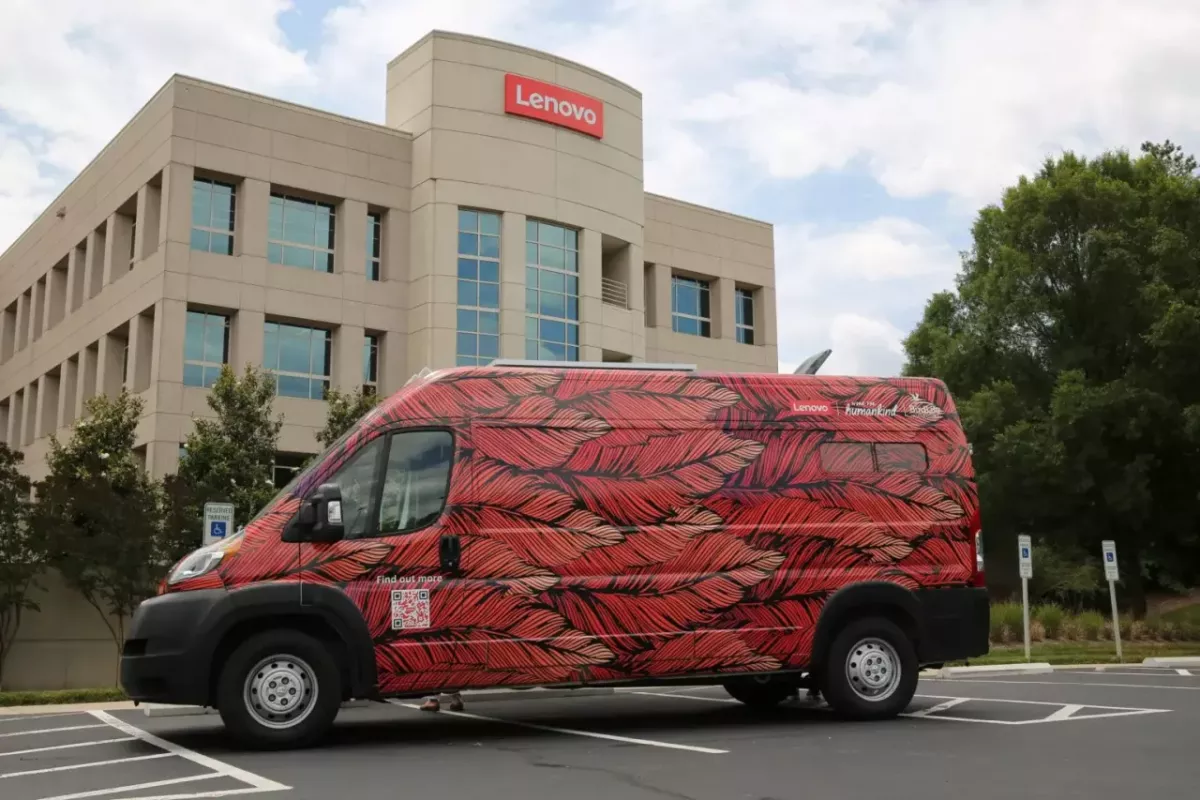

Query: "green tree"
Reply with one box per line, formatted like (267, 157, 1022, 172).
(175, 364, 283, 537)
(31, 392, 178, 663)
(903, 140, 1200, 616)
(0, 443, 36, 689)
(316, 387, 379, 448)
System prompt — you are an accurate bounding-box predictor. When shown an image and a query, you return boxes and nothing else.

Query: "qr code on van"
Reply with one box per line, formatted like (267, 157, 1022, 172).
(390, 589, 431, 631)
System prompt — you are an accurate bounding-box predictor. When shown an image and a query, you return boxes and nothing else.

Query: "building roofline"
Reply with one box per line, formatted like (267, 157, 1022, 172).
(389, 30, 643, 99)
(645, 192, 774, 229)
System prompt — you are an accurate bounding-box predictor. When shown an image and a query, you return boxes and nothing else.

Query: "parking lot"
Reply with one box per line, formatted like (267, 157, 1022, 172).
(2, 665, 1196, 800)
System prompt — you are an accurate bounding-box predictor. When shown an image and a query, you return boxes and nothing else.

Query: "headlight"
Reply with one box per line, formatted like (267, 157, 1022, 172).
(168, 543, 227, 584)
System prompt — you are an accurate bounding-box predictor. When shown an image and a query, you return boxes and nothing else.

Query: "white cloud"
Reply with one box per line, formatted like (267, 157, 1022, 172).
(773, 217, 959, 376)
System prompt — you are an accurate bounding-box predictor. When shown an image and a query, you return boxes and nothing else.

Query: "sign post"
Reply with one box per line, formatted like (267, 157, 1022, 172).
(203, 502, 235, 547)
(1017, 534, 1033, 662)
(1101, 540, 1122, 663)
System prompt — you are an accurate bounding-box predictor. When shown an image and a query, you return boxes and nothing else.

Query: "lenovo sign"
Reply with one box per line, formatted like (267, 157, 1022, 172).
(504, 74, 604, 139)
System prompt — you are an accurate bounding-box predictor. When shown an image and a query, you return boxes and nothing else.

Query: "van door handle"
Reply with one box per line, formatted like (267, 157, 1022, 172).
(439, 534, 461, 574)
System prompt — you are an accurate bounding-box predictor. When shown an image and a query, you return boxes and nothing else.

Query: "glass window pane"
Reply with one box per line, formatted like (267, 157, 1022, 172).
(211, 234, 233, 256)
(478, 282, 499, 308)
(565, 250, 577, 272)
(543, 341, 566, 360)
(539, 245, 565, 269)
(539, 222, 564, 247)
(183, 362, 204, 387)
(276, 374, 309, 398)
(699, 287, 711, 318)
(190, 228, 210, 252)
(699, 319, 712, 337)
(457, 355, 476, 367)
(458, 232, 478, 256)
(268, 201, 283, 241)
(478, 260, 499, 284)
(211, 190, 233, 232)
(480, 235, 500, 259)
(192, 183, 211, 227)
(541, 270, 565, 294)
(456, 332, 477, 357)
(279, 327, 310, 373)
(675, 285, 698, 317)
(567, 323, 579, 345)
(525, 219, 538, 242)
(566, 296, 578, 320)
(315, 215, 334, 250)
(566, 275, 578, 295)
(525, 288, 538, 313)
(525, 339, 539, 359)
(479, 311, 499, 335)
(540, 292, 565, 318)
(202, 365, 222, 388)
(458, 209, 478, 232)
(525, 242, 538, 265)
(675, 315, 699, 336)
(481, 212, 500, 235)
(203, 318, 225, 362)
(267, 242, 283, 265)
(457, 280, 478, 307)
(525, 316, 538, 340)
(457, 309, 477, 332)
(378, 430, 454, 534)
(184, 312, 205, 361)
(283, 245, 315, 270)
(458, 258, 478, 280)
(318, 252, 334, 273)
(478, 334, 499, 359)
(284, 215, 314, 247)
(312, 333, 330, 376)
(525, 266, 538, 288)
(263, 323, 278, 368)
(540, 318, 566, 343)
(566, 345, 579, 361)
(564, 229, 577, 250)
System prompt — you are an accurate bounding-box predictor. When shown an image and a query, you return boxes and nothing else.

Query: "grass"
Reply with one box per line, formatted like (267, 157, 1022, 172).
(955, 640, 1200, 666)
(1158, 603, 1200, 626)
(0, 687, 128, 708)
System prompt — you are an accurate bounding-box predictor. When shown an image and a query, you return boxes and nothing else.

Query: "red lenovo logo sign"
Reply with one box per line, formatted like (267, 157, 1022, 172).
(504, 74, 604, 139)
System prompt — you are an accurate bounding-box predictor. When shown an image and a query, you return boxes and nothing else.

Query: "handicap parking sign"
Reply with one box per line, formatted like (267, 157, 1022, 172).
(210, 520, 227, 539)
(203, 502, 235, 546)
(1021, 547, 1030, 559)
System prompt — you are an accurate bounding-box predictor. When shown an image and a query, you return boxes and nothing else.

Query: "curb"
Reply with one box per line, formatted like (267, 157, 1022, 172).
(0, 701, 137, 716)
(1142, 656, 1200, 667)
(932, 662, 1053, 678)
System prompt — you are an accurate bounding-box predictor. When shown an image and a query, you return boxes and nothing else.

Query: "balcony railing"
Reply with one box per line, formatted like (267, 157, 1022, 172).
(601, 276, 629, 309)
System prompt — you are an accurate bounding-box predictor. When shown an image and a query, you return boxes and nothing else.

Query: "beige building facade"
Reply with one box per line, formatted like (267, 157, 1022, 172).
(0, 32, 777, 690)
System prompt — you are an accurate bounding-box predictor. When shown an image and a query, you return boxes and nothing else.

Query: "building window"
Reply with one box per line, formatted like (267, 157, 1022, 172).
(363, 333, 379, 395)
(456, 209, 501, 366)
(366, 212, 382, 281)
(672, 276, 711, 337)
(129, 218, 137, 263)
(268, 193, 335, 273)
(736, 288, 755, 345)
(525, 220, 579, 361)
(272, 453, 309, 489)
(183, 310, 230, 388)
(191, 178, 236, 255)
(263, 321, 331, 399)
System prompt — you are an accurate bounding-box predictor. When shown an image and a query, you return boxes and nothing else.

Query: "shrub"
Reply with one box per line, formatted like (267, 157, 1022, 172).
(1029, 620, 1046, 642)
(990, 602, 1024, 642)
(1129, 620, 1148, 641)
(1078, 610, 1106, 640)
(1060, 617, 1085, 641)
(1033, 604, 1066, 639)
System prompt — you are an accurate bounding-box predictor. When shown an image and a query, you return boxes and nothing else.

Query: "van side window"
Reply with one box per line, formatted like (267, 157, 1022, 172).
(876, 442, 928, 471)
(326, 436, 386, 539)
(378, 430, 455, 535)
(819, 442, 874, 473)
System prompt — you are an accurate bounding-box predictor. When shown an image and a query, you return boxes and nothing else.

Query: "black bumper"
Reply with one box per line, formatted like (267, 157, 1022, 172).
(120, 589, 227, 706)
(915, 587, 990, 663)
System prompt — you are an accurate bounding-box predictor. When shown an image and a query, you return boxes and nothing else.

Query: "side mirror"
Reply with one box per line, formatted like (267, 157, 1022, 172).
(296, 483, 345, 543)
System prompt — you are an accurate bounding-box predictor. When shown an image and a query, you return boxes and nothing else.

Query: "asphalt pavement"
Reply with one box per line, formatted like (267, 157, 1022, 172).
(2, 666, 1197, 800)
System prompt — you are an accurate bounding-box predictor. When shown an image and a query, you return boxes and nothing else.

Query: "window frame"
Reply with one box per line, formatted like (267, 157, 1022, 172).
(671, 275, 712, 338)
(455, 208, 502, 366)
(190, 177, 237, 256)
(366, 211, 382, 281)
(524, 218, 580, 362)
(268, 192, 337, 274)
(735, 287, 755, 345)
(319, 427, 457, 541)
(363, 333, 379, 396)
(262, 320, 332, 400)
(183, 310, 231, 388)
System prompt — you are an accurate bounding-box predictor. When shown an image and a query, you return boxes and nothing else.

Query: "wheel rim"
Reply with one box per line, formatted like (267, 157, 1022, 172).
(243, 654, 318, 730)
(844, 637, 901, 702)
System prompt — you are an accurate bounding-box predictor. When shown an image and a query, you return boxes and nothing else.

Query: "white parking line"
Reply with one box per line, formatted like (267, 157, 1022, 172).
(0, 737, 136, 759)
(1177, 669, 1193, 676)
(387, 699, 728, 754)
(89, 711, 290, 796)
(0, 724, 105, 739)
(908, 698, 970, 717)
(0, 752, 171, 779)
(924, 678, 1200, 691)
(37, 774, 221, 800)
(0, 713, 83, 724)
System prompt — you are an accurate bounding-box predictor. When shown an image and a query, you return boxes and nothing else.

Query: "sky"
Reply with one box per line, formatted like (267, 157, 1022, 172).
(3, 0, 1200, 376)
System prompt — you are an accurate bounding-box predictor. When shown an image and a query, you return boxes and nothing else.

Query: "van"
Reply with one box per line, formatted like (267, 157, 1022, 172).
(120, 362, 989, 748)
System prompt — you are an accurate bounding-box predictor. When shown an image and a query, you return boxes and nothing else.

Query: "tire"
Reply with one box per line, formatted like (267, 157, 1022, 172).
(216, 630, 343, 750)
(820, 617, 918, 720)
(722, 676, 796, 708)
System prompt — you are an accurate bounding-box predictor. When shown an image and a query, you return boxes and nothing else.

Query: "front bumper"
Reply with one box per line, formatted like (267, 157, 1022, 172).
(119, 589, 227, 705)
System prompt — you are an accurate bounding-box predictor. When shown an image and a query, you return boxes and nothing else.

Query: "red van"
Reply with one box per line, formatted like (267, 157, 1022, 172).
(120, 362, 988, 748)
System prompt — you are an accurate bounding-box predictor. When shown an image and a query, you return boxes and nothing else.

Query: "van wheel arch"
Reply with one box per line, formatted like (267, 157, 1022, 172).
(809, 582, 924, 679)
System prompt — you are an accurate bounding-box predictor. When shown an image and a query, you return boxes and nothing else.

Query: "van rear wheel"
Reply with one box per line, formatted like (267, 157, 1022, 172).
(216, 630, 342, 750)
(722, 676, 795, 708)
(821, 617, 917, 720)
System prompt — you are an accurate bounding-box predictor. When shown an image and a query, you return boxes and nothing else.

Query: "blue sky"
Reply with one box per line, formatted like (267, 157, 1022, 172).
(3, 0, 1199, 375)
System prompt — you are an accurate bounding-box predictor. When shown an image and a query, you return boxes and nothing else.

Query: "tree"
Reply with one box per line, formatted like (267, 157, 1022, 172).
(0, 443, 35, 689)
(31, 392, 176, 664)
(175, 364, 282, 536)
(316, 387, 379, 449)
(903, 140, 1200, 615)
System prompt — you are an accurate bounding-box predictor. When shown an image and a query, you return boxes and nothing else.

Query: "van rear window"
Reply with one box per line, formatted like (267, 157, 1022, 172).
(819, 441, 929, 473)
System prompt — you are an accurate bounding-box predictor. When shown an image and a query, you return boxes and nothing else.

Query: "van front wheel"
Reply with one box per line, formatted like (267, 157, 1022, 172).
(821, 617, 917, 720)
(216, 630, 342, 750)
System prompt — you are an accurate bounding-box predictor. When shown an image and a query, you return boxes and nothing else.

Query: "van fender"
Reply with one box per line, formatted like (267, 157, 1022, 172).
(808, 581, 926, 672)
(195, 582, 378, 700)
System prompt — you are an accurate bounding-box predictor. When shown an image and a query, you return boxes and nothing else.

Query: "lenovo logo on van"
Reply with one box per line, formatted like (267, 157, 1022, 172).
(791, 403, 832, 415)
(505, 74, 604, 138)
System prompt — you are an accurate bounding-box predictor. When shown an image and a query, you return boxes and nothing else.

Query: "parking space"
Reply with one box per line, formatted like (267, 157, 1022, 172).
(3, 666, 1197, 799)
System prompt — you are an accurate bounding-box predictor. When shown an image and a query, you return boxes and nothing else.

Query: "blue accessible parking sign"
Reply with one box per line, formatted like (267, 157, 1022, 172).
(202, 502, 235, 546)
(210, 520, 227, 539)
